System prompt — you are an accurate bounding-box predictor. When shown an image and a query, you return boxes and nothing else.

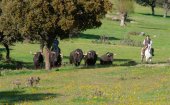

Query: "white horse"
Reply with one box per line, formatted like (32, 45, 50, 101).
(141, 47, 152, 63)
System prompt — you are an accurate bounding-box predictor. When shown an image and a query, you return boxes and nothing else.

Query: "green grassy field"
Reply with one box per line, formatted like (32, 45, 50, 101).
(0, 4, 170, 105)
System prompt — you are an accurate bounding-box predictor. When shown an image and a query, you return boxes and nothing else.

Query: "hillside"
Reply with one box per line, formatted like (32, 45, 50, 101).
(0, 4, 170, 105)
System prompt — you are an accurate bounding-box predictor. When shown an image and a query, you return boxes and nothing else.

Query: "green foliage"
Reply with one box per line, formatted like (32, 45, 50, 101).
(0, 0, 112, 46)
(0, 0, 23, 45)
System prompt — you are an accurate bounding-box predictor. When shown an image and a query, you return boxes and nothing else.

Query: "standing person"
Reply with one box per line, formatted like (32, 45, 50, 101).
(141, 35, 154, 62)
(143, 35, 152, 49)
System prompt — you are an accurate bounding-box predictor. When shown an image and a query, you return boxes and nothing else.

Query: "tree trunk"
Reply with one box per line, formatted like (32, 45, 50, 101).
(151, 6, 155, 15)
(3, 42, 10, 60)
(40, 39, 44, 53)
(163, 10, 168, 18)
(45, 47, 51, 70)
(120, 12, 127, 26)
(120, 17, 125, 26)
(163, 2, 169, 18)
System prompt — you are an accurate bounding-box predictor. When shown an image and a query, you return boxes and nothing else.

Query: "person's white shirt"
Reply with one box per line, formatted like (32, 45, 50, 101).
(143, 39, 152, 46)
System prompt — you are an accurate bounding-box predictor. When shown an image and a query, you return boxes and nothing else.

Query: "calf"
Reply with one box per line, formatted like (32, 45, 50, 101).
(84, 50, 98, 66)
(100, 52, 114, 65)
(69, 49, 83, 66)
(33, 52, 44, 69)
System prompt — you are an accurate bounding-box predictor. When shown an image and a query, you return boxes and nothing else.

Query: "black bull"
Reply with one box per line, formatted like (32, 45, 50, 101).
(84, 50, 98, 66)
(100, 52, 114, 65)
(50, 51, 62, 68)
(69, 49, 83, 66)
(33, 52, 44, 69)
(33, 51, 62, 69)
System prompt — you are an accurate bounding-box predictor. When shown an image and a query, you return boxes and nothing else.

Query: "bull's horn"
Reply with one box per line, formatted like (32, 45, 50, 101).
(88, 52, 91, 54)
(60, 54, 63, 58)
(30, 51, 36, 55)
(84, 53, 87, 55)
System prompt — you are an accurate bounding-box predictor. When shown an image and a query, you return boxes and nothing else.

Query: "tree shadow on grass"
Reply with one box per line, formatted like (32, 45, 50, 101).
(0, 48, 13, 52)
(63, 55, 70, 60)
(0, 60, 34, 70)
(0, 48, 6, 53)
(0, 58, 137, 70)
(138, 13, 170, 18)
(0, 90, 60, 104)
(118, 60, 137, 66)
(79, 33, 120, 40)
(138, 26, 167, 30)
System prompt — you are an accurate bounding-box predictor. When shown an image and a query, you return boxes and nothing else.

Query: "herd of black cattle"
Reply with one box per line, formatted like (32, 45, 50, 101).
(33, 48, 114, 69)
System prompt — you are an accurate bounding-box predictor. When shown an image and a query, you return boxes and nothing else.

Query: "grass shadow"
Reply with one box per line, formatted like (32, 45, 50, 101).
(138, 26, 167, 30)
(79, 33, 120, 40)
(0, 60, 34, 70)
(119, 60, 137, 66)
(0, 90, 60, 104)
(0, 48, 13, 52)
(0, 48, 6, 53)
(0, 58, 138, 70)
(63, 56, 70, 59)
(79, 58, 138, 69)
(138, 13, 170, 18)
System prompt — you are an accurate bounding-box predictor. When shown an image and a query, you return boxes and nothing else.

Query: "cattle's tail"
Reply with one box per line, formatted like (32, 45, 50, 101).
(150, 48, 154, 56)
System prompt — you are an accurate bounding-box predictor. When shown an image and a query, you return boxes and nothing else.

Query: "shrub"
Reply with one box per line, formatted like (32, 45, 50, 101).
(91, 35, 113, 45)
(120, 37, 142, 47)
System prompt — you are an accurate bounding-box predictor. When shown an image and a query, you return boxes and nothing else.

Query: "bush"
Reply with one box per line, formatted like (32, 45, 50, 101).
(120, 37, 142, 47)
(91, 35, 113, 45)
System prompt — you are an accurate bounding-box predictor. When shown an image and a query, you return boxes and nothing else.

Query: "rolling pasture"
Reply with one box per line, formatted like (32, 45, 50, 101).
(0, 5, 170, 105)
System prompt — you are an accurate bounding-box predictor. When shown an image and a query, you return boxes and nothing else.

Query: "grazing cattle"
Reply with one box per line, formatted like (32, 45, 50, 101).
(50, 51, 62, 68)
(69, 49, 83, 66)
(84, 50, 98, 66)
(33, 52, 44, 69)
(100, 52, 114, 65)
